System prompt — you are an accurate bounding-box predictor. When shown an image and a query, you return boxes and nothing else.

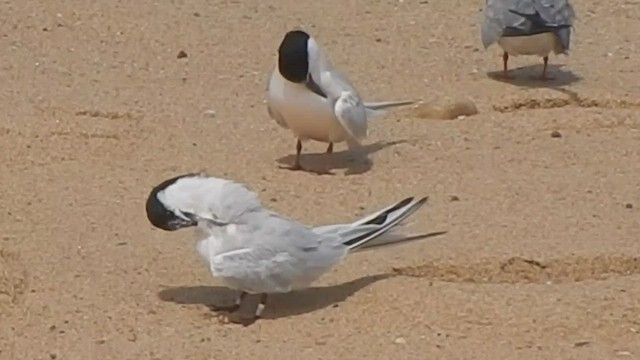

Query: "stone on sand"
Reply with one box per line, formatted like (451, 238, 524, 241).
(415, 97, 478, 120)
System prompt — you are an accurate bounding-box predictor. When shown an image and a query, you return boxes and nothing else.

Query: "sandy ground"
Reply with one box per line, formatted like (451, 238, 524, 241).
(1, 0, 639, 359)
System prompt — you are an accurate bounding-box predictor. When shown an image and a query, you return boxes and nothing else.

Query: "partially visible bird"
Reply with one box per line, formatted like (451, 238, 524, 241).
(481, 0, 576, 80)
(266, 30, 414, 175)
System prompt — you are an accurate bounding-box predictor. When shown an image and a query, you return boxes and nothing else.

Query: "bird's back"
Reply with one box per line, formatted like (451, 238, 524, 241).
(202, 210, 347, 293)
(482, 0, 575, 51)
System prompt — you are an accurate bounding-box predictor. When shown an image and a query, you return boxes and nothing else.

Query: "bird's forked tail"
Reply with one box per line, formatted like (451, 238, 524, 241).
(313, 196, 436, 253)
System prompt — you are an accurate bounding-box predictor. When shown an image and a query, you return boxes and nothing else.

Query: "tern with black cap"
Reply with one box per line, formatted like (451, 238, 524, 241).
(267, 29, 414, 175)
(481, 0, 576, 80)
(145, 173, 443, 325)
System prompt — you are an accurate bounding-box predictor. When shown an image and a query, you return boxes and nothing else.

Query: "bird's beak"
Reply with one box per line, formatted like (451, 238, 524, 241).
(305, 74, 327, 98)
(182, 212, 228, 228)
(164, 216, 197, 231)
(181, 212, 200, 226)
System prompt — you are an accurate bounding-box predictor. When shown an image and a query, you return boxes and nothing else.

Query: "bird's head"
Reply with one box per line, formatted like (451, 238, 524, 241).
(277, 29, 321, 84)
(145, 173, 201, 231)
(145, 173, 262, 232)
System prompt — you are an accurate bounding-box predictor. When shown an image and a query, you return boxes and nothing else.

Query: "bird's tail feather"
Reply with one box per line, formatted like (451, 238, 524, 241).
(312, 197, 423, 241)
(351, 230, 446, 252)
(364, 100, 415, 110)
(336, 196, 429, 252)
(364, 100, 414, 121)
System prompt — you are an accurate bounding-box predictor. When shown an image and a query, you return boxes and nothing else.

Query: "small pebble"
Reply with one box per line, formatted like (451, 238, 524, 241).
(625, 203, 633, 209)
(574, 340, 591, 347)
(203, 110, 216, 117)
(127, 333, 137, 342)
(449, 195, 460, 202)
(551, 130, 562, 138)
(394, 337, 407, 344)
(177, 50, 188, 59)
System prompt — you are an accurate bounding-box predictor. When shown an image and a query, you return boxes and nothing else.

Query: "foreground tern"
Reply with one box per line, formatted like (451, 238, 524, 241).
(267, 30, 414, 175)
(481, 0, 576, 80)
(146, 173, 437, 325)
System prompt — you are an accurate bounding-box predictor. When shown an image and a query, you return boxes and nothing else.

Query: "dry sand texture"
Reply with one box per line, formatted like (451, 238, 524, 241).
(1, 0, 639, 359)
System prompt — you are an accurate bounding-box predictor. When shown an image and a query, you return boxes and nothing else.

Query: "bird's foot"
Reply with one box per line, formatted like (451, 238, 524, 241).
(216, 311, 259, 327)
(207, 303, 240, 313)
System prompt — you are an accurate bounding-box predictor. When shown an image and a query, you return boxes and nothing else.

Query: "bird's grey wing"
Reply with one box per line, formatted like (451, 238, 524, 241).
(303, 43, 358, 98)
(481, 0, 513, 48)
(211, 213, 343, 292)
(324, 67, 359, 94)
(531, 0, 576, 51)
(317, 69, 368, 141)
(210, 247, 298, 293)
(334, 91, 368, 141)
(531, 0, 576, 25)
(257, 211, 349, 268)
(166, 175, 263, 225)
(484, 0, 550, 45)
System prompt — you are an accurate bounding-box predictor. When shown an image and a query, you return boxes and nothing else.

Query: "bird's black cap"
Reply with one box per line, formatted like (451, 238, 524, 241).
(277, 30, 311, 83)
(145, 173, 198, 231)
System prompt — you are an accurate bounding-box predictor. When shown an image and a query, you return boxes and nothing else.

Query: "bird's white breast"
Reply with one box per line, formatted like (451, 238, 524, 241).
(498, 32, 559, 57)
(267, 70, 351, 143)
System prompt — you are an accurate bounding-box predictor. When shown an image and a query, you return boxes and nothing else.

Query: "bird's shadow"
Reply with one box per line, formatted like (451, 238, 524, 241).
(487, 63, 581, 88)
(276, 140, 406, 176)
(158, 273, 393, 320)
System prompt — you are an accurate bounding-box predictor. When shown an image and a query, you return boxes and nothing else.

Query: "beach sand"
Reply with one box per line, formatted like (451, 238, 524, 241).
(1, 0, 639, 359)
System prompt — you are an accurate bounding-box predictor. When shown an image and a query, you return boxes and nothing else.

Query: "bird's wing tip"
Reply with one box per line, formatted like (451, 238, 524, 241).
(417, 196, 429, 205)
